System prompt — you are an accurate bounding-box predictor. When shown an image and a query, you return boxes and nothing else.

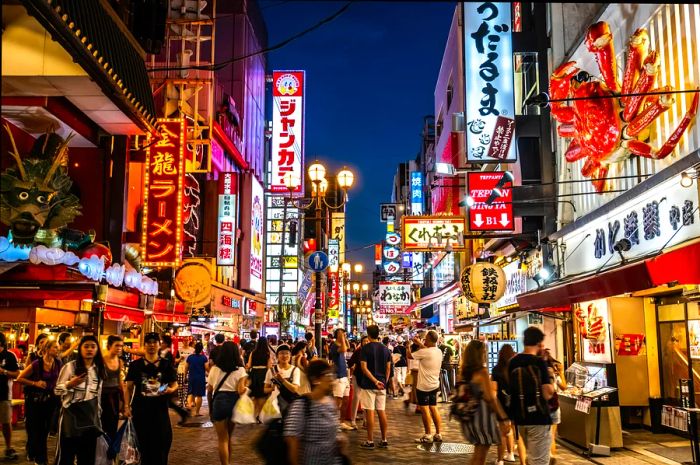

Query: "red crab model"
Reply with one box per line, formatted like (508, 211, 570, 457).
(550, 21, 699, 193)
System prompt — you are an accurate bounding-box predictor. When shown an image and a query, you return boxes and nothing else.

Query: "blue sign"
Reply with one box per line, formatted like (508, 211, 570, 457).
(401, 252, 413, 269)
(410, 171, 423, 214)
(297, 271, 313, 301)
(308, 251, 329, 272)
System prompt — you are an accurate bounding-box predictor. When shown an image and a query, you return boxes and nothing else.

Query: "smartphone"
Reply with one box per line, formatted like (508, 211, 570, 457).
(157, 384, 167, 394)
(74, 365, 87, 377)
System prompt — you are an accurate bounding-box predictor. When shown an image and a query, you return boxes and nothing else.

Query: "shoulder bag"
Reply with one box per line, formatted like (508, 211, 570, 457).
(61, 374, 103, 438)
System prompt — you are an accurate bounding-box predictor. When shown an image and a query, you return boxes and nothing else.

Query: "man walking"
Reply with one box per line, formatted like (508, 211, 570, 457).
(0, 334, 18, 461)
(359, 325, 392, 449)
(407, 330, 443, 444)
(329, 328, 353, 430)
(508, 326, 554, 465)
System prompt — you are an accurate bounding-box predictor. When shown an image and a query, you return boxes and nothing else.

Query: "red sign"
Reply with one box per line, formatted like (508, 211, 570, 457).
(217, 173, 237, 266)
(616, 334, 645, 356)
(142, 119, 186, 266)
(467, 171, 514, 231)
(270, 70, 305, 193)
(328, 272, 339, 310)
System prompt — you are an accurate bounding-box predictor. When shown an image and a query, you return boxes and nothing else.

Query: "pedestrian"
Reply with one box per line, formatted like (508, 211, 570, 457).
(16, 338, 60, 465)
(284, 359, 348, 465)
(125, 332, 179, 465)
(207, 341, 248, 465)
(407, 330, 444, 443)
(542, 349, 567, 459)
(291, 341, 311, 394)
(393, 336, 407, 397)
(54, 335, 106, 465)
(175, 339, 195, 409)
(25, 333, 48, 367)
(242, 330, 259, 361)
(305, 332, 317, 360)
(491, 344, 517, 465)
(359, 325, 392, 449)
(329, 329, 353, 430)
(508, 327, 555, 465)
(458, 340, 511, 465)
(101, 335, 128, 442)
(246, 337, 272, 421)
(406, 340, 421, 412)
(439, 336, 456, 393)
(382, 337, 398, 398)
(207, 334, 226, 369)
(264, 344, 301, 414)
(347, 335, 368, 430)
(186, 342, 208, 416)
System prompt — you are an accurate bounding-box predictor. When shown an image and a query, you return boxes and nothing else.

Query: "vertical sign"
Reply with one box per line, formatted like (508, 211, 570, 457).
(142, 118, 186, 267)
(374, 243, 382, 265)
(467, 171, 514, 231)
(331, 212, 346, 263)
(217, 173, 237, 265)
(249, 176, 265, 293)
(270, 70, 305, 194)
(463, 2, 516, 163)
(328, 239, 339, 269)
(328, 271, 339, 311)
(410, 171, 424, 214)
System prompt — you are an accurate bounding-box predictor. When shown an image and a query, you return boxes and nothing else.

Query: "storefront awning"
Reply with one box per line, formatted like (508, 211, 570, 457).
(647, 240, 700, 286)
(405, 281, 461, 314)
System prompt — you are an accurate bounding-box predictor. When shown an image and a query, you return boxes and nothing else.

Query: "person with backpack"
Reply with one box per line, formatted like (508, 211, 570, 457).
(456, 340, 510, 465)
(284, 359, 348, 465)
(508, 327, 555, 465)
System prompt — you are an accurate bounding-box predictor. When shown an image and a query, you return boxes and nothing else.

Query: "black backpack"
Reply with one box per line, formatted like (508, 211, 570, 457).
(509, 363, 549, 424)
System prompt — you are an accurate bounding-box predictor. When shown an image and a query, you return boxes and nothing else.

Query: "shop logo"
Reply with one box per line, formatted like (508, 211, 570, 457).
(276, 73, 300, 96)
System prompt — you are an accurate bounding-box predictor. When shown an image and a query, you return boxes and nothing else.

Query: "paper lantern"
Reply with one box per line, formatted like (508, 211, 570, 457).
(459, 262, 506, 304)
(104, 263, 125, 287)
(78, 256, 105, 281)
(124, 270, 142, 289)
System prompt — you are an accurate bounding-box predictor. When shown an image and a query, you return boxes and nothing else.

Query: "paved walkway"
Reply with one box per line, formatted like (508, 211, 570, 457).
(6, 397, 680, 464)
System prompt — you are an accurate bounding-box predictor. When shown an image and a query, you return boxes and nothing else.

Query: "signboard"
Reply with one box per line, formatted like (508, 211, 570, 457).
(378, 282, 411, 314)
(270, 70, 305, 194)
(467, 171, 514, 231)
(383, 231, 402, 276)
(690, 321, 700, 359)
(328, 272, 339, 310)
(616, 334, 645, 356)
(142, 118, 186, 267)
(217, 173, 237, 265)
(463, 2, 516, 163)
(249, 177, 264, 293)
(401, 252, 413, 269)
(328, 239, 339, 269)
(402, 216, 467, 251)
(561, 174, 700, 277)
(380, 203, 397, 222)
(308, 251, 329, 272)
(411, 171, 424, 214)
(494, 261, 526, 310)
(383, 246, 400, 260)
(575, 299, 612, 364)
(374, 243, 382, 265)
(331, 213, 346, 263)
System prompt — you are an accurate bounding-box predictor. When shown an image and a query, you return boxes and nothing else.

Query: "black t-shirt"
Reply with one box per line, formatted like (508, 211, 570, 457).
(359, 342, 392, 390)
(0, 350, 18, 401)
(439, 344, 455, 369)
(393, 345, 407, 368)
(126, 357, 177, 415)
(508, 354, 552, 425)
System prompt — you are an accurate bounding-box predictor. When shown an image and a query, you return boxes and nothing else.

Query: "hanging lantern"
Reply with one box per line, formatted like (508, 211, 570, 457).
(459, 262, 506, 304)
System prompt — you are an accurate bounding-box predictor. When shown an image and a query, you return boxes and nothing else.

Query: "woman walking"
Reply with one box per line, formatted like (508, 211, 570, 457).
(543, 349, 567, 459)
(459, 340, 510, 465)
(54, 335, 106, 465)
(186, 342, 208, 416)
(101, 335, 128, 441)
(208, 341, 248, 465)
(246, 338, 272, 421)
(491, 344, 517, 465)
(16, 339, 61, 465)
(264, 344, 301, 414)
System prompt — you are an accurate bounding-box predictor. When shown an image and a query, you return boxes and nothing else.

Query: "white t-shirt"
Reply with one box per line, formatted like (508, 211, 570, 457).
(412, 347, 442, 392)
(177, 346, 195, 374)
(207, 366, 247, 393)
(264, 365, 301, 391)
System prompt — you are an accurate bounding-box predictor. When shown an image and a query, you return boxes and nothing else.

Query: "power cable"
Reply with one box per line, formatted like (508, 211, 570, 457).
(147, 2, 352, 73)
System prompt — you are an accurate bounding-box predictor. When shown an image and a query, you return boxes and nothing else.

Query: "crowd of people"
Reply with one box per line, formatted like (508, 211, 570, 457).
(0, 324, 566, 465)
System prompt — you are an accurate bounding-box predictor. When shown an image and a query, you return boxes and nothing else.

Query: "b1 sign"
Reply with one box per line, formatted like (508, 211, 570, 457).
(467, 171, 514, 231)
(270, 71, 305, 193)
(463, 2, 516, 163)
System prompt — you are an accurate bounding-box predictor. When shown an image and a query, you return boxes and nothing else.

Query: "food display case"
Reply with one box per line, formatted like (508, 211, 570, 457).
(558, 362, 623, 450)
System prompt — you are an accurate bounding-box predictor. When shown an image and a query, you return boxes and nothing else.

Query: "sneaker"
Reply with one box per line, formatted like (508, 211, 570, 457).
(433, 434, 443, 442)
(5, 449, 18, 460)
(339, 422, 355, 431)
(414, 434, 433, 444)
(503, 452, 516, 462)
(379, 440, 389, 448)
(360, 441, 375, 449)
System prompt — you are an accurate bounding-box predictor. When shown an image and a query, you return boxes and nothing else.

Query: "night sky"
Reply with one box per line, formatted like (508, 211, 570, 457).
(262, 0, 456, 279)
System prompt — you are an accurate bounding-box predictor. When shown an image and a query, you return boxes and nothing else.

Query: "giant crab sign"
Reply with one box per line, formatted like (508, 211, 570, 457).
(550, 21, 699, 193)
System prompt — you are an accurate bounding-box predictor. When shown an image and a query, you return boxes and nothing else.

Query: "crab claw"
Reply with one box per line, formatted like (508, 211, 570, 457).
(625, 90, 699, 159)
(550, 61, 579, 124)
(623, 50, 659, 122)
(621, 28, 650, 105)
(581, 158, 610, 193)
(565, 139, 587, 162)
(586, 22, 619, 93)
(625, 86, 672, 137)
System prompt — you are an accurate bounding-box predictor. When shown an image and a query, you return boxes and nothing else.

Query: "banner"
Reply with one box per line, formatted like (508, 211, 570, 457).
(270, 71, 305, 194)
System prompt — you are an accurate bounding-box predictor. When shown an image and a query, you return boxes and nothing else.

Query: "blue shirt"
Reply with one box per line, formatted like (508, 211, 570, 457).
(359, 342, 392, 390)
(186, 353, 208, 382)
(329, 343, 347, 379)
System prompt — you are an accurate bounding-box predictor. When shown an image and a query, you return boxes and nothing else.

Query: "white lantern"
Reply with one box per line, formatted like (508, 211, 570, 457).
(459, 262, 506, 304)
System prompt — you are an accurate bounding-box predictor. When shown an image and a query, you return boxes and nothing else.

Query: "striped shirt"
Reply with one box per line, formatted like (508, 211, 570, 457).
(283, 396, 341, 465)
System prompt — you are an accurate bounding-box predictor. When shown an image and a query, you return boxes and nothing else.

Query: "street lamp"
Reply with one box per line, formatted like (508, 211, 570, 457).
(354, 263, 363, 274)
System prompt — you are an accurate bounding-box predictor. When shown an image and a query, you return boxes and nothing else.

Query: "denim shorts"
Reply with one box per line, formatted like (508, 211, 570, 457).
(211, 392, 239, 422)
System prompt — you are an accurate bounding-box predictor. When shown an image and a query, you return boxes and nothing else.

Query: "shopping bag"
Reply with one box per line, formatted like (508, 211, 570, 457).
(233, 392, 256, 425)
(108, 420, 128, 459)
(259, 391, 282, 424)
(94, 434, 111, 465)
(118, 419, 140, 465)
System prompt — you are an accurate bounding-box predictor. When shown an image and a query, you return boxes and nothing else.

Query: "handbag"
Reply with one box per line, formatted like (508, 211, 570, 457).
(61, 375, 102, 438)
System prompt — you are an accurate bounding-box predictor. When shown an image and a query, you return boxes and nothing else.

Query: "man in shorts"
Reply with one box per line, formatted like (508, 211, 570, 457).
(408, 330, 443, 443)
(0, 333, 19, 460)
(359, 325, 392, 449)
(329, 328, 354, 430)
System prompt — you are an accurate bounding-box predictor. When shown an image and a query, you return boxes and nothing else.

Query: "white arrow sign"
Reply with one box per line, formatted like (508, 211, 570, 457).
(499, 213, 510, 227)
(474, 214, 484, 227)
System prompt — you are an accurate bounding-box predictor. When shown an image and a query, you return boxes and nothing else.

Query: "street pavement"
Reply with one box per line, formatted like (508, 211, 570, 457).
(10, 396, 669, 464)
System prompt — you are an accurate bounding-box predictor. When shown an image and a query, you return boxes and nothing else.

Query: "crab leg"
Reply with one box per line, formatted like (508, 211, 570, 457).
(586, 22, 619, 93)
(591, 165, 610, 194)
(621, 28, 650, 107)
(565, 139, 587, 162)
(550, 61, 579, 124)
(624, 91, 699, 159)
(558, 124, 577, 138)
(625, 86, 672, 137)
(623, 50, 659, 122)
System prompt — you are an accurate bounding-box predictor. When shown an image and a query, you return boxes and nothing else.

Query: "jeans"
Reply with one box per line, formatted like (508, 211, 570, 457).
(25, 394, 58, 464)
(518, 425, 552, 465)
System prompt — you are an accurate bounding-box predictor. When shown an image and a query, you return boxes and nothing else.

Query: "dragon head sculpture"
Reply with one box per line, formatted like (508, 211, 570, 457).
(1, 124, 82, 245)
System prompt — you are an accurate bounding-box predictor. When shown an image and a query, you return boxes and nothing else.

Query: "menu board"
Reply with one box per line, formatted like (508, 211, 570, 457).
(574, 299, 612, 364)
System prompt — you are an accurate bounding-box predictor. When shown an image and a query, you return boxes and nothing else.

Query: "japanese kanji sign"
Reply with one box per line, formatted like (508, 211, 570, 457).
(378, 282, 411, 314)
(402, 216, 467, 251)
(410, 172, 424, 214)
(328, 271, 340, 311)
(142, 118, 186, 267)
(328, 239, 339, 269)
(463, 2, 516, 163)
(217, 173, 237, 266)
(270, 70, 305, 194)
(467, 171, 514, 231)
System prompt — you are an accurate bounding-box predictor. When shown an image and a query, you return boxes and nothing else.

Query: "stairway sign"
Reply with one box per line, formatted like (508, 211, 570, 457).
(467, 171, 514, 231)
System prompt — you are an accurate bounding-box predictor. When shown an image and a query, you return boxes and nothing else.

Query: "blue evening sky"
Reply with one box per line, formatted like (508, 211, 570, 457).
(262, 1, 456, 277)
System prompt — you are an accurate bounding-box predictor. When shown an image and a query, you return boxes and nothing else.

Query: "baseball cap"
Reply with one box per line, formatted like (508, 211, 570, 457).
(144, 332, 160, 343)
(276, 344, 291, 354)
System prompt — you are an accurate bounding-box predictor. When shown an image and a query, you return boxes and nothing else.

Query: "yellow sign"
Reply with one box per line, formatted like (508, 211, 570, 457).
(283, 256, 298, 269)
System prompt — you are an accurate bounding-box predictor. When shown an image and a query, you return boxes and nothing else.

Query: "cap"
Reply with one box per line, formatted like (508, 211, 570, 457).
(144, 332, 160, 343)
(276, 344, 291, 354)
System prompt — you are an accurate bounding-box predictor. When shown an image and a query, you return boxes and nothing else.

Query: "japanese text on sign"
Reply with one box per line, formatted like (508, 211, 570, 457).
(217, 173, 237, 265)
(463, 2, 516, 163)
(142, 119, 186, 266)
(410, 172, 424, 214)
(467, 171, 514, 231)
(402, 216, 467, 251)
(270, 71, 305, 194)
(378, 282, 411, 314)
